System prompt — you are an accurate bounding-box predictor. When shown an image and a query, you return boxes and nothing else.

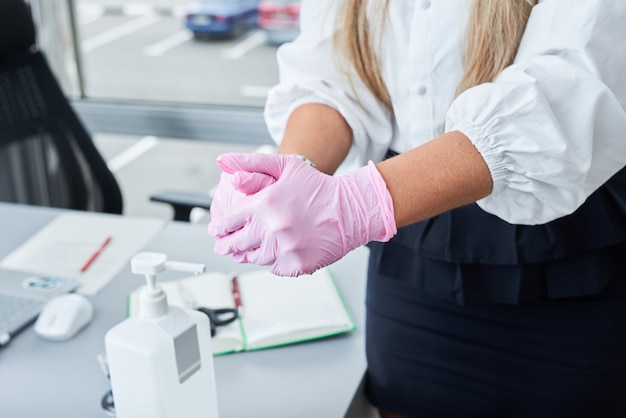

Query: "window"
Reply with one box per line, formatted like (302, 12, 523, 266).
(28, 0, 302, 141)
(24, 0, 302, 219)
(77, 0, 278, 107)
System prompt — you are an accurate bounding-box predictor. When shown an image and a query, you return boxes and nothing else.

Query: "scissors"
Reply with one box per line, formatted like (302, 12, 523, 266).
(196, 307, 238, 337)
(176, 280, 239, 337)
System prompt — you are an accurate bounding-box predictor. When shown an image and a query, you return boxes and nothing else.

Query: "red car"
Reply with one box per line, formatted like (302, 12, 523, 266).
(258, 0, 301, 45)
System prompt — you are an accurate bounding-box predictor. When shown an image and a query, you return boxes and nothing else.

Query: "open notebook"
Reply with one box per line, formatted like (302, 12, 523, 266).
(0, 212, 165, 295)
(127, 267, 356, 355)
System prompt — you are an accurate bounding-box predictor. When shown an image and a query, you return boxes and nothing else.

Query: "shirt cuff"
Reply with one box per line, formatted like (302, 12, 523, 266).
(452, 120, 508, 196)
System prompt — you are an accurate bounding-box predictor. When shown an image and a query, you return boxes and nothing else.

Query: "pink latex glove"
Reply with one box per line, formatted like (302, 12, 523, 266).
(209, 170, 275, 221)
(207, 153, 397, 277)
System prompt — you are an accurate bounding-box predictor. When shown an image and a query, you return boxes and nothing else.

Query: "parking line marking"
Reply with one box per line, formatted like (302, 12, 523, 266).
(79, 14, 103, 25)
(172, 5, 187, 17)
(122, 3, 156, 16)
(107, 136, 160, 172)
(82, 15, 161, 53)
(77, 4, 104, 25)
(239, 85, 271, 98)
(143, 30, 193, 56)
(221, 31, 267, 60)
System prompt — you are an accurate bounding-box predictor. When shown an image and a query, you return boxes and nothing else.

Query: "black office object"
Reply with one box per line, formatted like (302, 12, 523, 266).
(149, 190, 213, 222)
(0, 0, 123, 214)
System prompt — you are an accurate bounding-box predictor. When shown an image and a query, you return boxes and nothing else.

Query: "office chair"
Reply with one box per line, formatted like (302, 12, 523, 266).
(150, 144, 277, 222)
(0, 0, 123, 214)
(149, 190, 212, 222)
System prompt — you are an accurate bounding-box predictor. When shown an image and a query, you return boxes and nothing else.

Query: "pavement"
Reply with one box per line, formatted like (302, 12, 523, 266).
(76, 0, 269, 223)
(93, 133, 264, 223)
(77, 0, 189, 16)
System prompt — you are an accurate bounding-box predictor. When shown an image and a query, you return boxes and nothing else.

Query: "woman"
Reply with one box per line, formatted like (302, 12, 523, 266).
(208, 1, 626, 416)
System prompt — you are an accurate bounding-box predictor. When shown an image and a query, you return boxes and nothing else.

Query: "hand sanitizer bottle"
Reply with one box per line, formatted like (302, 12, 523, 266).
(105, 252, 219, 418)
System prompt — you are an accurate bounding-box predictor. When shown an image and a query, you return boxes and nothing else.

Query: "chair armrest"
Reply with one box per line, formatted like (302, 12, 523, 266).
(150, 191, 212, 222)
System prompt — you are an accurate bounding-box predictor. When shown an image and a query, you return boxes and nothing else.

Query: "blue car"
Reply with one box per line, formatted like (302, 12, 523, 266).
(185, 0, 260, 39)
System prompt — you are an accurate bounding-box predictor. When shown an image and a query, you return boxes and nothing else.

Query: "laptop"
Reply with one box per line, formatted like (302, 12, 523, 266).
(0, 268, 78, 346)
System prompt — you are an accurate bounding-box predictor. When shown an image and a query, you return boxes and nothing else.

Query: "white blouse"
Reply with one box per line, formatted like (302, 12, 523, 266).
(263, 0, 626, 225)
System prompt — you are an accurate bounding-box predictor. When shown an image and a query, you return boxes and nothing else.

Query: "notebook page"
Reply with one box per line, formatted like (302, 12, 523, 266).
(0, 212, 165, 295)
(239, 268, 354, 349)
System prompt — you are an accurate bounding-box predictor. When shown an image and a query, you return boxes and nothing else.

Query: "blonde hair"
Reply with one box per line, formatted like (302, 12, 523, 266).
(333, 0, 538, 111)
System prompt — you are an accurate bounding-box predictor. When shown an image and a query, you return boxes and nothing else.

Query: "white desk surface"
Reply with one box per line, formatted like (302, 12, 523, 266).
(0, 203, 372, 418)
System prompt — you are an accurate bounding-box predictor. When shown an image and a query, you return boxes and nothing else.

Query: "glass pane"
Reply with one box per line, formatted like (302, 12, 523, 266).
(69, 0, 301, 107)
(28, 0, 83, 98)
(92, 133, 263, 220)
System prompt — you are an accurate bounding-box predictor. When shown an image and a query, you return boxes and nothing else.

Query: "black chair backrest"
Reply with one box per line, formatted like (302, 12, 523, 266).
(0, 0, 36, 59)
(0, 0, 123, 214)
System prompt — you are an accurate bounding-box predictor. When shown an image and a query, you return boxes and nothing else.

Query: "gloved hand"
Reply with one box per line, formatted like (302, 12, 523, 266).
(209, 170, 275, 222)
(207, 153, 397, 277)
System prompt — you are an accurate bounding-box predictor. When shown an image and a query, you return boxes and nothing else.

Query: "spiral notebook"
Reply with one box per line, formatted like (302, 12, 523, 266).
(127, 267, 356, 355)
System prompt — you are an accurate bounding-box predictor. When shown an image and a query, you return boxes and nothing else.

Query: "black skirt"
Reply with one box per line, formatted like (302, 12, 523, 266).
(365, 265, 626, 417)
(364, 163, 626, 416)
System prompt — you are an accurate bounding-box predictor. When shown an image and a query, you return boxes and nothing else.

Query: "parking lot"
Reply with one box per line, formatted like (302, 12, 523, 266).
(77, 2, 280, 106)
(73, 1, 274, 221)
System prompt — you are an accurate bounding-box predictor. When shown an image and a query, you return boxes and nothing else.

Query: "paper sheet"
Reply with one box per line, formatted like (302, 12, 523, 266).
(0, 212, 166, 295)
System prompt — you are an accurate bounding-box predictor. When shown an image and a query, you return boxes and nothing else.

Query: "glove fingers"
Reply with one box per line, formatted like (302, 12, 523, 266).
(217, 152, 285, 179)
(212, 226, 262, 256)
(239, 245, 277, 267)
(208, 189, 260, 236)
(232, 171, 275, 195)
(231, 251, 249, 263)
(207, 223, 233, 238)
(270, 255, 312, 278)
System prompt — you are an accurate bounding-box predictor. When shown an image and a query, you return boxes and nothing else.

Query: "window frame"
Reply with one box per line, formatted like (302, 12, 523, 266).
(32, 0, 273, 146)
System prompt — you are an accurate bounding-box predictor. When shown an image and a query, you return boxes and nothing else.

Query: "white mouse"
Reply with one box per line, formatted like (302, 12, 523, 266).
(34, 293, 94, 341)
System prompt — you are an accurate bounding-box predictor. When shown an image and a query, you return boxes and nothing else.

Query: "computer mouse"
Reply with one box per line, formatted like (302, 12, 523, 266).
(34, 293, 94, 341)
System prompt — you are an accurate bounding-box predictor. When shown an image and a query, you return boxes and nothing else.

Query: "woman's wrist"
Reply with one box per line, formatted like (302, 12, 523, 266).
(289, 154, 317, 169)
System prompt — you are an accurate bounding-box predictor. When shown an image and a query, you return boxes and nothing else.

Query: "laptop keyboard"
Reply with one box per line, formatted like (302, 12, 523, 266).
(0, 293, 42, 333)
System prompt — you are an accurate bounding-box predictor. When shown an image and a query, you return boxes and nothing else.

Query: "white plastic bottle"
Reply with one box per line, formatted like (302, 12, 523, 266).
(105, 252, 219, 418)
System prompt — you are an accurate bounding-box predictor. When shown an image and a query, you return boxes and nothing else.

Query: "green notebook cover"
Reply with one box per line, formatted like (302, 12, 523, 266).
(127, 267, 356, 356)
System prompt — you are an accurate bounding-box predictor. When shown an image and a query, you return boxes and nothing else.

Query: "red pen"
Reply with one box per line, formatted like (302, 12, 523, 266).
(231, 272, 244, 317)
(80, 236, 112, 273)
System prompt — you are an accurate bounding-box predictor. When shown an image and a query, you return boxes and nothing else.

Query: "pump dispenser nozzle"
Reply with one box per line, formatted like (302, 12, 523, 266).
(106, 252, 219, 418)
(131, 252, 206, 319)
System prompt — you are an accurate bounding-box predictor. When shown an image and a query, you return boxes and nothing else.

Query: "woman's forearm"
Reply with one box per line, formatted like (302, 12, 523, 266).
(276, 103, 352, 175)
(276, 104, 492, 229)
(377, 131, 492, 228)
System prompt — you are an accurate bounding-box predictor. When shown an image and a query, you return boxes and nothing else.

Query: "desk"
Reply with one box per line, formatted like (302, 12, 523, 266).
(0, 203, 374, 418)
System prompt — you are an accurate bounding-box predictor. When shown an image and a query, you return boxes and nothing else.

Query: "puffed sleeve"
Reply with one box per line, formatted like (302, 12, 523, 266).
(445, 0, 626, 225)
(263, 0, 394, 174)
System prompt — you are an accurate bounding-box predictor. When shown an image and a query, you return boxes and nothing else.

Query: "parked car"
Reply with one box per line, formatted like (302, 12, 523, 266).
(185, 0, 260, 39)
(258, 0, 301, 45)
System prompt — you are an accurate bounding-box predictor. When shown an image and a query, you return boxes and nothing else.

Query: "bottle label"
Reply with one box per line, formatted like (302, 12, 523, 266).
(174, 323, 202, 383)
